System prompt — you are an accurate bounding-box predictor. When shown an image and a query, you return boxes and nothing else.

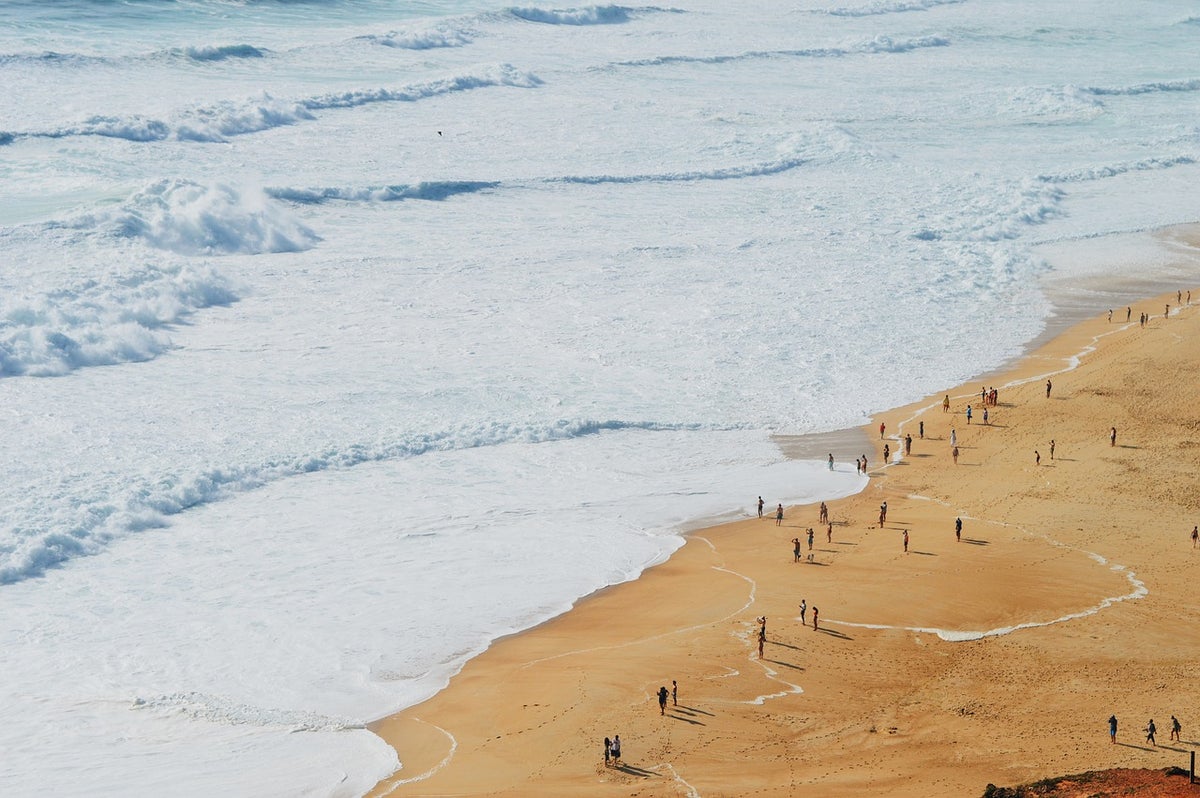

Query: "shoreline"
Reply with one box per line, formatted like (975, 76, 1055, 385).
(366, 278, 1200, 796)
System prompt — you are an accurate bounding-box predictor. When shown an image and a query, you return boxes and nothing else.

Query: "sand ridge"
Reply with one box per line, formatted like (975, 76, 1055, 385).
(367, 289, 1200, 797)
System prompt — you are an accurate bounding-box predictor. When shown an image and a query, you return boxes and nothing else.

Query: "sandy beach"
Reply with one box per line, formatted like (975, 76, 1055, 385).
(367, 287, 1200, 797)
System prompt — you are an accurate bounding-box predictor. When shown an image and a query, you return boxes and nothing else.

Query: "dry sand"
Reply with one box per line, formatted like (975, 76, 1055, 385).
(367, 288, 1200, 798)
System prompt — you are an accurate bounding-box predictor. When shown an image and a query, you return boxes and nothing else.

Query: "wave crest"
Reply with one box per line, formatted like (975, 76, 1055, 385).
(61, 179, 320, 255)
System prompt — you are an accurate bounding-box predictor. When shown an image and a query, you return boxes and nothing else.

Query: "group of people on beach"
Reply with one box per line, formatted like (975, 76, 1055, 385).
(1107, 714, 1182, 746)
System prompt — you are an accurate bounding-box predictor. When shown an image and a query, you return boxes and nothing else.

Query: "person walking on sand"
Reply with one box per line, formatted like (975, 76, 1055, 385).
(799, 599, 807, 624)
(952, 446, 959, 464)
(1171, 715, 1181, 741)
(828, 453, 834, 471)
(812, 606, 819, 630)
(807, 527, 815, 551)
(776, 504, 784, 526)
(919, 420, 924, 438)
(1146, 719, 1157, 746)
(943, 394, 950, 412)
(757, 618, 767, 657)
(672, 680, 677, 706)
(950, 428, 957, 448)
(903, 529, 909, 553)
(1035, 450, 1041, 466)
(604, 736, 612, 766)
(982, 407, 989, 425)
(827, 523, 833, 543)
(1126, 306, 1131, 322)
(1192, 525, 1198, 548)
(905, 433, 912, 455)
(819, 501, 828, 525)
(657, 685, 669, 715)
(611, 735, 621, 765)
(955, 516, 962, 542)
(1050, 439, 1055, 460)
(966, 405, 972, 424)
(1108, 308, 1113, 322)
(880, 421, 886, 439)
(1046, 379, 1052, 398)
(883, 443, 890, 462)
(1110, 426, 1117, 447)
(758, 496, 764, 518)
(1109, 714, 1118, 743)
(792, 537, 801, 562)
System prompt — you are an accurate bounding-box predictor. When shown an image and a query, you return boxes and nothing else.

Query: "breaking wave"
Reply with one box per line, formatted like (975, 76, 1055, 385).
(0, 261, 237, 378)
(266, 181, 499, 204)
(506, 5, 676, 25)
(822, 0, 965, 16)
(4, 65, 541, 145)
(57, 180, 319, 255)
(0, 418, 692, 585)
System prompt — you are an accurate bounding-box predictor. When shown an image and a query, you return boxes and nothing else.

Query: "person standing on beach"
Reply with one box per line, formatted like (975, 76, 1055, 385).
(1110, 426, 1117, 447)
(1109, 714, 1118, 743)
(880, 421, 886, 439)
(982, 407, 989, 425)
(1192, 525, 1198, 548)
(950, 429, 957, 448)
(792, 537, 802, 562)
(905, 434, 912, 455)
(1050, 439, 1055, 460)
(919, 420, 924, 438)
(758, 496, 764, 518)
(952, 446, 959, 464)
(807, 527, 815, 551)
(799, 599, 807, 624)
(1171, 715, 1181, 741)
(1108, 309, 1113, 322)
(955, 516, 962, 542)
(819, 501, 828, 525)
(1146, 719, 1156, 745)
(604, 736, 612, 766)
(903, 529, 909, 553)
(812, 606, 819, 630)
(1035, 450, 1041, 466)
(672, 680, 677, 706)
(827, 523, 833, 543)
(966, 405, 972, 424)
(611, 735, 621, 765)
(1126, 306, 1132, 321)
(883, 443, 890, 462)
(828, 453, 834, 471)
(861, 454, 868, 473)
(757, 617, 767, 656)
(943, 395, 950, 412)
(776, 504, 784, 526)
(657, 685, 669, 715)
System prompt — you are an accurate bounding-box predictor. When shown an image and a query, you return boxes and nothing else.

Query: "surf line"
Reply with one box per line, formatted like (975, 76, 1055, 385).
(376, 718, 458, 794)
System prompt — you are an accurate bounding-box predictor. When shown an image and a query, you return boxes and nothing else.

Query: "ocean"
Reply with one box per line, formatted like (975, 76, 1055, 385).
(2, 0, 1199, 794)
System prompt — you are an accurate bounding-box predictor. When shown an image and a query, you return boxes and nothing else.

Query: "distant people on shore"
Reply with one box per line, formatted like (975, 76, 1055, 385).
(819, 501, 828, 525)
(1146, 719, 1156, 745)
(955, 517, 962, 542)
(807, 527, 814, 552)
(1049, 439, 1055, 460)
(966, 405, 972, 424)
(776, 504, 783, 526)
(902, 529, 909, 553)
(1046, 379, 1052, 398)
(1110, 427, 1117, 447)
(827, 523, 833, 543)
(880, 421, 886, 439)
(1109, 714, 1118, 743)
(952, 446, 959, 464)
(1192, 525, 1198, 548)
(1035, 450, 1041, 466)
(657, 685, 668, 715)
(919, 420, 924, 438)
(943, 395, 950, 412)
(1171, 715, 1181, 741)
(604, 735, 611, 766)
(811, 606, 819, 630)
(904, 434, 912, 454)
(828, 453, 834, 471)
(799, 599, 807, 624)
(883, 444, 890, 462)
(758, 496, 764, 518)
(792, 537, 801, 562)
(672, 680, 677, 706)
(950, 429, 957, 447)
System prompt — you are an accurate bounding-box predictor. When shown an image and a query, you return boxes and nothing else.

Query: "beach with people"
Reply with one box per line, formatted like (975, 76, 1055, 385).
(369, 288, 1200, 796)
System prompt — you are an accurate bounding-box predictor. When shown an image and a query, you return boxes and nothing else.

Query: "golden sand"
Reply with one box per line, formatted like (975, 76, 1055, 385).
(367, 288, 1200, 797)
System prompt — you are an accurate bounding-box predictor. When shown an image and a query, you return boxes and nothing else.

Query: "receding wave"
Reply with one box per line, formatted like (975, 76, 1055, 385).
(266, 181, 499, 204)
(821, 0, 964, 17)
(507, 5, 675, 25)
(133, 692, 362, 732)
(1038, 155, 1197, 184)
(0, 261, 237, 378)
(57, 179, 320, 255)
(610, 35, 948, 67)
(0, 418, 691, 585)
(3, 65, 541, 146)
